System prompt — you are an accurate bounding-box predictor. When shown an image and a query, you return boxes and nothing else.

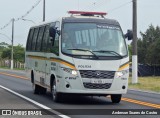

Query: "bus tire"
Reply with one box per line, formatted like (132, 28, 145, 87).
(111, 94, 122, 103)
(31, 71, 34, 83)
(31, 72, 40, 94)
(52, 79, 62, 102)
(33, 83, 40, 94)
(40, 87, 47, 94)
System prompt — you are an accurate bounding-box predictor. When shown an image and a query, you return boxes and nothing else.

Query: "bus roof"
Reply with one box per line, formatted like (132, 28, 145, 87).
(29, 12, 119, 29)
(62, 17, 119, 26)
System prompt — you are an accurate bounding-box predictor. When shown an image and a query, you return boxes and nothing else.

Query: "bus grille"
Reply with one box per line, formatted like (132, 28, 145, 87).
(83, 83, 112, 89)
(79, 70, 115, 79)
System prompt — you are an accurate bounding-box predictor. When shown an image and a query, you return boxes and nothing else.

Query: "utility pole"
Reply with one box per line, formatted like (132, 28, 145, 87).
(132, 0, 138, 83)
(43, 0, 45, 21)
(11, 18, 14, 70)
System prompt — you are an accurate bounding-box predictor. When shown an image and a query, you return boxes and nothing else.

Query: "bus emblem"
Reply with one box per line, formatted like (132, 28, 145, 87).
(96, 71, 101, 77)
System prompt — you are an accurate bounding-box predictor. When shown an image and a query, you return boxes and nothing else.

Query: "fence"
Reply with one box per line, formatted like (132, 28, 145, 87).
(129, 64, 160, 76)
(0, 60, 25, 69)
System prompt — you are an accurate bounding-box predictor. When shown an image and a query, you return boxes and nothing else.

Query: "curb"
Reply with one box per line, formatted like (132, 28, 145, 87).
(129, 89, 160, 95)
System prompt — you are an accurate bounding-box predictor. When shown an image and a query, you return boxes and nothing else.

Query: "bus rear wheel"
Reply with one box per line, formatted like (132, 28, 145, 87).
(52, 79, 62, 102)
(33, 83, 40, 94)
(111, 94, 122, 103)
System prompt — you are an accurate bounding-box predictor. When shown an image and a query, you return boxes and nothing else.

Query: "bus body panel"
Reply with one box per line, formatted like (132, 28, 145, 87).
(25, 15, 130, 96)
(54, 55, 129, 94)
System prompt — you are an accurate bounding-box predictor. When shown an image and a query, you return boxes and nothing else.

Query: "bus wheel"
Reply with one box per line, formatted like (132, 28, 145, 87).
(52, 79, 62, 102)
(40, 87, 47, 94)
(111, 94, 122, 103)
(33, 83, 40, 94)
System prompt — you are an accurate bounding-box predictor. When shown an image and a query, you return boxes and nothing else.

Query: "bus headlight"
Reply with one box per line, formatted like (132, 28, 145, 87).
(61, 67, 78, 76)
(115, 70, 129, 78)
(71, 70, 78, 75)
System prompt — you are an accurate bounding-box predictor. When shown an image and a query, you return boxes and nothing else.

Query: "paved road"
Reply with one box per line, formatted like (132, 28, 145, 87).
(0, 69, 159, 118)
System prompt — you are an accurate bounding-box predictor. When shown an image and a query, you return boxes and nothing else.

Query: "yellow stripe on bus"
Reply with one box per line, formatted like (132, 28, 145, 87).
(27, 55, 48, 60)
(50, 58, 76, 70)
(27, 55, 76, 70)
(118, 62, 129, 71)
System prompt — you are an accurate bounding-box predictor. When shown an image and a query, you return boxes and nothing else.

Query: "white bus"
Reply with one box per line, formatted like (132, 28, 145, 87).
(25, 11, 132, 103)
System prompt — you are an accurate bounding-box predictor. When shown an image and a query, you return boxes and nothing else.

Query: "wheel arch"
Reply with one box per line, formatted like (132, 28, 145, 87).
(31, 70, 34, 83)
(50, 74, 56, 92)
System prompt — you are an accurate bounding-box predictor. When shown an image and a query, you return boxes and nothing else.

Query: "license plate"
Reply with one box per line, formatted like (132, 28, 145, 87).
(91, 79, 108, 84)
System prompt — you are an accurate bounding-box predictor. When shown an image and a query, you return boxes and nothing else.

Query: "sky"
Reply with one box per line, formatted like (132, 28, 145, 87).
(0, 0, 160, 46)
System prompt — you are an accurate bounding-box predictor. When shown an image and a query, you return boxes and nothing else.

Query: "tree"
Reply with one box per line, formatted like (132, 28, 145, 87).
(137, 25, 160, 65)
(1, 44, 25, 63)
(0, 42, 9, 46)
(14, 45, 25, 62)
(137, 39, 146, 64)
(0, 42, 9, 59)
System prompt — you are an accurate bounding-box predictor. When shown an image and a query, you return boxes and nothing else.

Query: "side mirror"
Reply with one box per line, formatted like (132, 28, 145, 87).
(125, 30, 133, 40)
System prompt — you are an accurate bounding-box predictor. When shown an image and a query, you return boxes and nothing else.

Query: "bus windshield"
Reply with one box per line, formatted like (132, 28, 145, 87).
(61, 23, 127, 58)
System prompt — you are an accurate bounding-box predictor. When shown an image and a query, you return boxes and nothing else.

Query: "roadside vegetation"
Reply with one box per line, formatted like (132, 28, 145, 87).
(129, 25, 160, 65)
(0, 43, 25, 69)
(129, 76, 160, 93)
(128, 25, 160, 93)
(0, 43, 25, 62)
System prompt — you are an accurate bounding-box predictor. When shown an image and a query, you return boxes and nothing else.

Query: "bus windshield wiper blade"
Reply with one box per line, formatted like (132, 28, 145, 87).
(93, 50, 123, 58)
(67, 48, 99, 59)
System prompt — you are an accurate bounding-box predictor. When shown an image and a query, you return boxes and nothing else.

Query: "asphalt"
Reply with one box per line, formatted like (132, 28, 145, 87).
(0, 87, 38, 109)
(0, 69, 159, 118)
(0, 86, 57, 118)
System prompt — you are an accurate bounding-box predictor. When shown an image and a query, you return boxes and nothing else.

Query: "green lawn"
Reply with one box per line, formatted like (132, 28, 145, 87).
(0, 66, 24, 70)
(129, 76, 160, 93)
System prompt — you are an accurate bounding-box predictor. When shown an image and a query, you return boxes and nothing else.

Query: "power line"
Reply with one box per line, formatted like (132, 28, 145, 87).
(91, 0, 109, 11)
(0, 19, 12, 30)
(108, 1, 132, 13)
(81, 0, 132, 15)
(0, 0, 42, 30)
(15, 0, 42, 21)
(82, 0, 108, 11)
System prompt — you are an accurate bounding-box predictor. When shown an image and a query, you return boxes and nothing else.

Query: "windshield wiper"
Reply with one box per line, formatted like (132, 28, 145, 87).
(67, 48, 99, 59)
(93, 50, 123, 58)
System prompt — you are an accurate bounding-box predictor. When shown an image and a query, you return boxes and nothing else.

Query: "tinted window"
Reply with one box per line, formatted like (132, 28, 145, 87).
(36, 26, 45, 51)
(46, 22, 56, 52)
(41, 25, 49, 52)
(26, 29, 34, 51)
(31, 28, 39, 51)
(52, 21, 60, 55)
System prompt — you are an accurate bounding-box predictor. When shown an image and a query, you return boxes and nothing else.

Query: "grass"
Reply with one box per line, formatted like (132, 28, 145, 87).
(129, 76, 160, 93)
(0, 66, 25, 70)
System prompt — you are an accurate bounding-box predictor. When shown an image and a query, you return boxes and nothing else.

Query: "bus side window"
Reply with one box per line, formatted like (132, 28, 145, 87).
(36, 26, 45, 52)
(41, 25, 50, 52)
(31, 28, 39, 51)
(52, 33, 59, 55)
(46, 22, 56, 53)
(52, 21, 60, 55)
(26, 29, 34, 51)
